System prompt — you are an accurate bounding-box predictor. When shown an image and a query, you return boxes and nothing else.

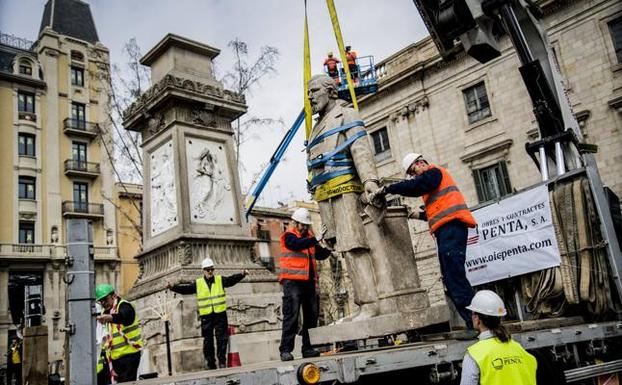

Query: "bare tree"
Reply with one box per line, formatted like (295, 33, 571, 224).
(90, 38, 149, 246)
(222, 38, 281, 169)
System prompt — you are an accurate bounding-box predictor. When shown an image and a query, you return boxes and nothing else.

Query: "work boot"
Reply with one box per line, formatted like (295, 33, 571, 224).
(218, 362, 227, 369)
(206, 361, 217, 370)
(302, 348, 321, 358)
(280, 352, 294, 361)
(454, 329, 479, 340)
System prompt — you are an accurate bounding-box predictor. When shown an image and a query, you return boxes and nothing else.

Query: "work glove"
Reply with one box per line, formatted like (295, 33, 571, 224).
(368, 185, 387, 205)
(316, 224, 328, 242)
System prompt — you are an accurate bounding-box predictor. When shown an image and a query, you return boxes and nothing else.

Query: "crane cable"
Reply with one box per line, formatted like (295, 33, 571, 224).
(326, 0, 358, 110)
(303, 0, 313, 139)
(303, 0, 360, 120)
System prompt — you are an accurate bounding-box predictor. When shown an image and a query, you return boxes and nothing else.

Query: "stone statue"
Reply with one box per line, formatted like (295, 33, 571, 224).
(306, 74, 383, 321)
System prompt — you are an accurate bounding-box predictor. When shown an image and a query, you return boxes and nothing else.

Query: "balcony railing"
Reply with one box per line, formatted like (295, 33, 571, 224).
(18, 111, 36, 122)
(63, 118, 99, 138)
(64, 160, 100, 178)
(0, 244, 119, 260)
(62, 201, 104, 217)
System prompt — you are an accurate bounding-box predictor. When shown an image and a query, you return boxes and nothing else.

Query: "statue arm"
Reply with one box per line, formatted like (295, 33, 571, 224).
(343, 109, 379, 192)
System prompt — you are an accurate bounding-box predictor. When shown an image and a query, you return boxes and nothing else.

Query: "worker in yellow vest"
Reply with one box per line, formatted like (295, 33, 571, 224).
(7, 337, 22, 385)
(167, 257, 248, 369)
(95, 284, 143, 383)
(460, 290, 537, 385)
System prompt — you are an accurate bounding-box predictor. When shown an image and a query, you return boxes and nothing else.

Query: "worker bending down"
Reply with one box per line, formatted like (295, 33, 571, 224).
(372, 153, 477, 339)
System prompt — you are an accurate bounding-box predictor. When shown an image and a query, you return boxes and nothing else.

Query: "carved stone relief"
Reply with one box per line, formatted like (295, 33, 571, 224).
(150, 140, 178, 236)
(186, 137, 235, 224)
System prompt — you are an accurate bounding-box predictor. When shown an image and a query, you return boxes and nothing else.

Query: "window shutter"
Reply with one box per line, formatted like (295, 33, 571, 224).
(499, 161, 512, 196)
(472, 169, 485, 203)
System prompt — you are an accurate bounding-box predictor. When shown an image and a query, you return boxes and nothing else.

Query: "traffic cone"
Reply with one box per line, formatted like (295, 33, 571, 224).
(227, 325, 242, 367)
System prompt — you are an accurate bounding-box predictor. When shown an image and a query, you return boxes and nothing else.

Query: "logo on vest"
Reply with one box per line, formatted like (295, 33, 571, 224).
(491, 356, 523, 370)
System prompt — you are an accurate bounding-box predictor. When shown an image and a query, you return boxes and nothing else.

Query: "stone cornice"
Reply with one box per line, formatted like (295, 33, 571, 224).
(122, 74, 246, 130)
(460, 138, 514, 164)
(0, 72, 47, 89)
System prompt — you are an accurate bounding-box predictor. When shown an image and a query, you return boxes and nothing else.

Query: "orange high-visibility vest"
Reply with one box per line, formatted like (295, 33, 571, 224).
(422, 165, 477, 233)
(346, 51, 357, 65)
(278, 228, 317, 282)
(324, 57, 340, 71)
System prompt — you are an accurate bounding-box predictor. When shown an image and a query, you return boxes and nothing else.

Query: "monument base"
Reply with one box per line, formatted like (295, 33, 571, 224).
(309, 304, 450, 345)
(229, 330, 303, 365)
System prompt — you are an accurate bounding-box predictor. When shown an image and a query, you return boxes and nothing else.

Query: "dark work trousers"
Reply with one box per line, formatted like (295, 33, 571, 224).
(111, 351, 141, 383)
(97, 363, 110, 385)
(201, 312, 229, 368)
(7, 363, 22, 385)
(279, 279, 319, 354)
(435, 220, 475, 329)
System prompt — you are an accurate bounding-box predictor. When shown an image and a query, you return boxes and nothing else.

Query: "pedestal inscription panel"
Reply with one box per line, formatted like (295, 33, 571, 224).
(185, 136, 235, 224)
(150, 139, 178, 236)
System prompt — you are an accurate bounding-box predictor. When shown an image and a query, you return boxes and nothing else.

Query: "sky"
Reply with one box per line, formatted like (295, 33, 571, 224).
(0, 0, 429, 208)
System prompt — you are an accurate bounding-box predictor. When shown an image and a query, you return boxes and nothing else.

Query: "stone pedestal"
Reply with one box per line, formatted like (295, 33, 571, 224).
(123, 34, 282, 374)
(310, 206, 450, 344)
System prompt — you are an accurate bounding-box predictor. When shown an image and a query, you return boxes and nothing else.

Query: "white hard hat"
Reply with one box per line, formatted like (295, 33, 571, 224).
(291, 208, 312, 225)
(401, 153, 423, 174)
(201, 257, 215, 269)
(466, 290, 507, 317)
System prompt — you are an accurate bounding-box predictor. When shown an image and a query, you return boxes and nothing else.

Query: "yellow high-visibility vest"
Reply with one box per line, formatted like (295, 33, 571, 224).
(196, 275, 227, 316)
(10, 346, 20, 364)
(96, 349, 106, 374)
(108, 299, 143, 361)
(467, 337, 537, 385)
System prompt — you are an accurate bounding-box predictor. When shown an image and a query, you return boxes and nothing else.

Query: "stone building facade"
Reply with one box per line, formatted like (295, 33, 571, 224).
(358, 0, 622, 307)
(0, 0, 119, 366)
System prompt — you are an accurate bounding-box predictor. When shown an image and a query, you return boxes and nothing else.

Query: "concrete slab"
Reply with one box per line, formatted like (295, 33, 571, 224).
(309, 304, 450, 345)
(229, 330, 302, 365)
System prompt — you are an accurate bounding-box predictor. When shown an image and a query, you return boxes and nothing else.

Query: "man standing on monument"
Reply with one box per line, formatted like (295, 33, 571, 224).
(371, 153, 478, 338)
(95, 284, 144, 382)
(306, 74, 383, 321)
(278, 208, 331, 361)
(167, 258, 248, 369)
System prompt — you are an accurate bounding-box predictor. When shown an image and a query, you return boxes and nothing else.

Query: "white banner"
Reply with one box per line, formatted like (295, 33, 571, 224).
(465, 184, 561, 286)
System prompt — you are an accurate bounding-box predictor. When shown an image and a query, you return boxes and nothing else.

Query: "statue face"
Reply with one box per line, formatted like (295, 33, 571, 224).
(308, 79, 330, 115)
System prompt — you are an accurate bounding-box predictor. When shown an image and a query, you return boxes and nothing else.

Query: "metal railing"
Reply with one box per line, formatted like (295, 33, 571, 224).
(0, 32, 35, 51)
(18, 111, 37, 122)
(63, 118, 99, 134)
(64, 159, 100, 174)
(62, 201, 104, 215)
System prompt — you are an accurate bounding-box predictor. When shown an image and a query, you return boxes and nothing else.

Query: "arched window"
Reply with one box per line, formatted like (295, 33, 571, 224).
(71, 50, 84, 62)
(18, 60, 32, 76)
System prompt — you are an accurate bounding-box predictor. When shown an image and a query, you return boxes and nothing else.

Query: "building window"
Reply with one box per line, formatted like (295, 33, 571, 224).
(71, 67, 84, 87)
(473, 161, 512, 203)
(71, 50, 84, 62)
(71, 102, 86, 128)
(370, 127, 391, 162)
(19, 222, 35, 244)
(609, 16, 622, 63)
(18, 134, 36, 157)
(18, 91, 35, 113)
(73, 182, 89, 212)
(72, 142, 87, 169)
(463, 82, 491, 124)
(18, 176, 36, 199)
(19, 62, 32, 76)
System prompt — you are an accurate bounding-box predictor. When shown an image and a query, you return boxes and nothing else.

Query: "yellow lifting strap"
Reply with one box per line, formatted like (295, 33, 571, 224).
(303, 0, 313, 139)
(326, 0, 359, 110)
(313, 174, 363, 202)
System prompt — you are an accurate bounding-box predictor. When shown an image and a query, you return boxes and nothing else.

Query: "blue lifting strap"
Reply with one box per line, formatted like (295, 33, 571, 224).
(306, 120, 365, 150)
(310, 168, 356, 188)
(307, 130, 367, 169)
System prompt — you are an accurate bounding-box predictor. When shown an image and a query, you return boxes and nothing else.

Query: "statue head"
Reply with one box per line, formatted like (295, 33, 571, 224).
(308, 74, 338, 115)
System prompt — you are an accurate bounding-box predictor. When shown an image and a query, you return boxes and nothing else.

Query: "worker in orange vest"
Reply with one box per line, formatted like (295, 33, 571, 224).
(371, 153, 478, 339)
(323, 52, 341, 83)
(345, 46, 358, 82)
(278, 208, 331, 361)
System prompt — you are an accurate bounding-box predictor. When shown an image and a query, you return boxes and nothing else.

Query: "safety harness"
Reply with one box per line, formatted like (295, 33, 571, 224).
(306, 120, 366, 201)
